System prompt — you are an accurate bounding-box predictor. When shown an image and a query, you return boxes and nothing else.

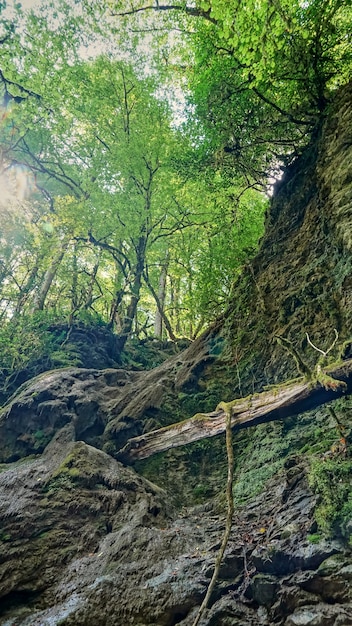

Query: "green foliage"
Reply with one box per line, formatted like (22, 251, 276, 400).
(0, 312, 60, 375)
(206, 0, 351, 96)
(307, 533, 322, 544)
(308, 456, 352, 538)
(0, 46, 267, 341)
(0, 0, 351, 350)
(190, 187, 267, 320)
(0, 312, 117, 404)
(186, 0, 352, 183)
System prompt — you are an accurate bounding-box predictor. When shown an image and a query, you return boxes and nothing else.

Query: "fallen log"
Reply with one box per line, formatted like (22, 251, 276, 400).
(116, 359, 352, 464)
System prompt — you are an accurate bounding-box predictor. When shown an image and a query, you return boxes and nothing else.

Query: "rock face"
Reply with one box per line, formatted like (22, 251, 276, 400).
(0, 447, 351, 626)
(0, 427, 173, 625)
(0, 323, 220, 464)
(0, 368, 142, 462)
(223, 81, 352, 385)
(0, 85, 352, 624)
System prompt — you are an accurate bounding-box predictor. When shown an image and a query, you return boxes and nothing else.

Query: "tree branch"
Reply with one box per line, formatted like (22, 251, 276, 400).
(142, 270, 177, 341)
(252, 87, 313, 126)
(117, 358, 352, 463)
(111, 3, 217, 24)
(87, 232, 131, 275)
(0, 68, 41, 102)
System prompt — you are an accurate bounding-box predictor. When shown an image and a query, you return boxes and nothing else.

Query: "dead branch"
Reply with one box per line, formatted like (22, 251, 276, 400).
(111, 3, 217, 24)
(306, 328, 339, 357)
(116, 358, 352, 463)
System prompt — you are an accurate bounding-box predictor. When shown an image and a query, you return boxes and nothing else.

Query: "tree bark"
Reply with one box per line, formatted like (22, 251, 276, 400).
(83, 252, 101, 310)
(153, 253, 169, 339)
(116, 359, 352, 463)
(70, 244, 78, 314)
(144, 269, 177, 342)
(116, 235, 146, 352)
(30, 240, 69, 312)
(14, 260, 40, 315)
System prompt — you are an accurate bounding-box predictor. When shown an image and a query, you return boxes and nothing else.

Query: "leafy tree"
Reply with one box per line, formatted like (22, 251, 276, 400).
(108, 0, 352, 181)
(53, 56, 205, 346)
(0, 0, 273, 352)
(186, 0, 351, 183)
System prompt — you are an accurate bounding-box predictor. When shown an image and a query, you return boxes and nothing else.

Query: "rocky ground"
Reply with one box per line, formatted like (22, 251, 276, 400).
(0, 423, 351, 626)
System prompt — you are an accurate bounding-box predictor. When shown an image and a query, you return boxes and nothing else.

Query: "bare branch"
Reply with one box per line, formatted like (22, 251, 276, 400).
(306, 335, 326, 356)
(111, 3, 217, 24)
(306, 329, 339, 357)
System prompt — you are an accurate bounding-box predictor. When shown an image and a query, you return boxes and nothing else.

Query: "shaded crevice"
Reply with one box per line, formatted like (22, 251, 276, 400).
(0, 589, 43, 617)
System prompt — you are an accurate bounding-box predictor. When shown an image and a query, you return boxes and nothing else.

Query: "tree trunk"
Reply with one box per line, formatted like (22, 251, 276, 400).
(170, 274, 181, 335)
(107, 261, 127, 330)
(14, 261, 41, 315)
(108, 290, 124, 330)
(70, 244, 78, 315)
(83, 251, 101, 310)
(116, 235, 146, 352)
(144, 270, 177, 342)
(154, 253, 169, 338)
(116, 359, 352, 463)
(31, 240, 69, 312)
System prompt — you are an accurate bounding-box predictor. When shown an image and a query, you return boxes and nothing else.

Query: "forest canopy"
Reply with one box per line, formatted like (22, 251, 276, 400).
(0, 0, 351, 377)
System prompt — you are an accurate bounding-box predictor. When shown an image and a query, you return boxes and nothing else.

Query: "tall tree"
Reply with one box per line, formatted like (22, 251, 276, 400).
(0, 0, 287, 348)
(108, 0, 352, 181)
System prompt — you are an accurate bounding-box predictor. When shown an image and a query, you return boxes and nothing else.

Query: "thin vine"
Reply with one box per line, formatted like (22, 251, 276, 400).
(191, 404, 235, 626)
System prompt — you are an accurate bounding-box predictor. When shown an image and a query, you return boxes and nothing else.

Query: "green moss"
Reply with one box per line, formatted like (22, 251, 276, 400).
(44, 448, 89, 493)
(0, 531, 12, 542)
(232, 422, 292, 504)
(307, 533, 322, 544)
(33, 429, 49, 444)
(45, 471, 76, 493)
(308, 456, 352, 538)
(50, 348, 82, 367)
(138, 436, 227, 507)
(298, 426, 336, 456)
(67, 467, 81, 477)
(51, 450, 77, 477)
(193, 483, 212, 501)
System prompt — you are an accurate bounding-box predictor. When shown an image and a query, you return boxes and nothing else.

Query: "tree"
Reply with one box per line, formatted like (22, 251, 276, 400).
(185, 0, 351, 184)
(107, 0, 352, 183)
(54, 56, 205, 346)
(0, 1, 275, 348)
